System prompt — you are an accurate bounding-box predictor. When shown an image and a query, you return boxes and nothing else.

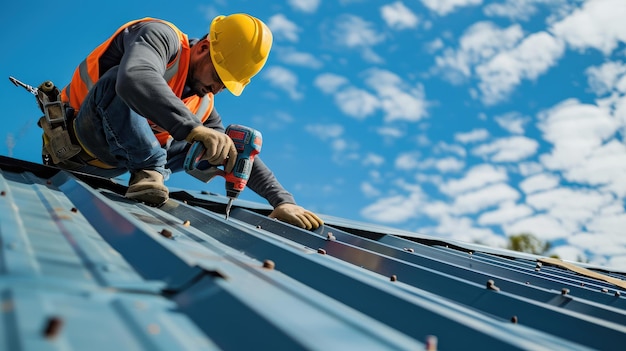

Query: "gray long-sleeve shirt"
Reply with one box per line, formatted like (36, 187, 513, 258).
(97, 19, 295, 207)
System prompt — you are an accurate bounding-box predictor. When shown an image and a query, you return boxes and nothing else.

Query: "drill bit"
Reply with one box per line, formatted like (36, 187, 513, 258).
(225, 197, 234, 220)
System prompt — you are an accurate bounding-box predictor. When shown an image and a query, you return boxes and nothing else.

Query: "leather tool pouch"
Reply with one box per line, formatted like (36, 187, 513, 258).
(37, 81, 81, 165)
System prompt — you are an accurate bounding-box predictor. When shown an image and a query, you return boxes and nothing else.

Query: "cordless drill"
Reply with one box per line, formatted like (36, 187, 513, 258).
(184, 124, 262, 219)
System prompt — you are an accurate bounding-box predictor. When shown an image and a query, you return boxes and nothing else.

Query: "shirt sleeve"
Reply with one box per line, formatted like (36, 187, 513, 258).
(113, 21, 202, 141)
(206, 108, 296, 208)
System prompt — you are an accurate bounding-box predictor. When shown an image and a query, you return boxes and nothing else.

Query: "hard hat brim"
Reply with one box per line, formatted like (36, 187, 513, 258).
(212, 59, 244, 97)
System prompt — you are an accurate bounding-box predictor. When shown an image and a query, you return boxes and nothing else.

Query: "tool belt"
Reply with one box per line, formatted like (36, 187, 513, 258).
(39, 110, 115, 170)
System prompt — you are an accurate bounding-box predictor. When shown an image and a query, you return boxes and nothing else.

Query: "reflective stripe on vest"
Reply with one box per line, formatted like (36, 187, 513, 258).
(153, 93, 214, 146)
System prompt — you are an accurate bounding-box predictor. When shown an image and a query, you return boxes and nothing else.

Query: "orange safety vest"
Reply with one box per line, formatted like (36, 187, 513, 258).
(61, 18, 214, 147)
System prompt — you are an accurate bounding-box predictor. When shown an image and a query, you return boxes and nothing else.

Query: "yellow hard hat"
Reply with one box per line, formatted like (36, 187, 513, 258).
(209, 14, 273, 96)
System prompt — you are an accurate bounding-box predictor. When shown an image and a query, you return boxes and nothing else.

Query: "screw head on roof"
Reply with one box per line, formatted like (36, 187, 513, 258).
(147, 323, 160, 335)
(263, 260, 275, 270)
(615, 291, 621, 297)
(317, 248, 326, 255)
(70, 207, 78, 213)
(390, 275, 398, 282)
(160, 229, 173, 239)
(326, 232, 336, 241)
(486, 279, 500, 291)
(601, 288, 609, 293)
(425, 335, 438, 351)
(511, 315, 518, 324)
(1, 191, 5, 196)
(403, 248, 414, 253)
(183, 220, 191, 227)
(561, 288, 570, 295)
(43, 316, 63, 339)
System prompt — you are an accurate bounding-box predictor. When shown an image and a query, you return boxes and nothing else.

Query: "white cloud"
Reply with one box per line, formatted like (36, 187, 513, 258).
(314, 73, 349, 94)
(332, 15, 385, 63)
(376, 127, 404, 139)
(526, 188, 615, 229)
(452, 182, 520, 214)
(263, 66, 303, 100)
(276, 47, 323, 69)
(477, 201, 533, 225)
(439, 163, 508, 196)
(395, 152, 422, 171)
(471, 136, 539, 162)
(586, 61, 626, 96)
(518, 162, 544, 176)
(494, 112, 530, 134)
(435, 22, 524, 83)
(420, 0, 483, 16)
(483, 0, 540, 20)
(334, 87, 380, 119)
(288, 0, 321, 13)
(362, 153, 385, 167)
(381, 1, 419, 30)
(476, 31, 565, 105)
(455, 128, 489, 143)
(267, 14, 300, 42)
(434, 157, 465, 173)
(483, 0, 569, 21)
(435, 142, 467, 158)
(363, 69, 428, 122)
(519, 173, 560, 194)
(504, 215, 570, 240)
(538, 99, 618, 171)
(361, 182, 381, 197)
(418, 215, 506, 247)
(305, 124, 344, 140)
(551, 0, 626, 55)
(361, 191, 425, 223)
(316, 69, 428, 122)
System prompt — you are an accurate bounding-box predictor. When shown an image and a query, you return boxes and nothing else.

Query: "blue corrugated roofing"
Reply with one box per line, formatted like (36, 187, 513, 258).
(1, 155, 625, 350)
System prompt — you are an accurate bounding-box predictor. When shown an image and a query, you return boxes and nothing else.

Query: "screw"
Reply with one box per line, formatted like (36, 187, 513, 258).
(425, 335, 438, 351)
(263, 260, 275, 270)
(70, 207, 78, 213)
(486, 279, 500, 291)
(403, 248, 414, 252)
(147, 323, 160, 335)
(326, 232, 336, 241)
(390, 275, 397, 282)
(43, 316, 63, 339)
(525, 281, 530, 285)
(317, 248, 326, 255)
(160, 229, 173, 239)
(256, 225, 262, 229)
(511, 316, 518, 324)
(561, 288, 570, 295)
(601, 288, 609, 293)
(0, 191, 5, 196)
(615, 291, 621, 297)
(183, 220, 190, 227)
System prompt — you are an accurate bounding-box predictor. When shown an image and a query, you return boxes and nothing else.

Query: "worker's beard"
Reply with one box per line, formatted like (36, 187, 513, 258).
(186, 62, 206, 97)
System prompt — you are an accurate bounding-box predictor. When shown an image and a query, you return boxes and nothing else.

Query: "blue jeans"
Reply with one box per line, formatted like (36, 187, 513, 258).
(73, 66, 171, 180)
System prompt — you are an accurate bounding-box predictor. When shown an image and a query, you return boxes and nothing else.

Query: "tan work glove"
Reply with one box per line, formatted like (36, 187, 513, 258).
(186, 126, 237, 173)
(269, 203, 324, 230)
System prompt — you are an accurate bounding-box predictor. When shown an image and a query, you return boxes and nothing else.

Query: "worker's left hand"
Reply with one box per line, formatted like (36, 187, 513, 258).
(269, 203, 324, 230)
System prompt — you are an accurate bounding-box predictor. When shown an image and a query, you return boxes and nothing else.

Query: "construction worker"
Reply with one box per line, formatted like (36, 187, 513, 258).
(53, 14, 323, 230)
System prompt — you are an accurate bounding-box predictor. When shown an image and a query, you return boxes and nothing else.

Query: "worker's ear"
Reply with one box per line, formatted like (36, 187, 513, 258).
(191, 39, 211, 60)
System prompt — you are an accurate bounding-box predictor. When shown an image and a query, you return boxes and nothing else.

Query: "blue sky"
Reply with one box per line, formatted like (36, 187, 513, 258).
(3, 0, 626, 269)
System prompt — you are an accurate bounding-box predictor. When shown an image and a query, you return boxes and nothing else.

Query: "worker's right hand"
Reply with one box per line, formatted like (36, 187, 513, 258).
(185, 126, 237, 173)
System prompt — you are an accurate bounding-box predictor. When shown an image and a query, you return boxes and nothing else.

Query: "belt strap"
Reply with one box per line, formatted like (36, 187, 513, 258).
(70, 119, 117, 169)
